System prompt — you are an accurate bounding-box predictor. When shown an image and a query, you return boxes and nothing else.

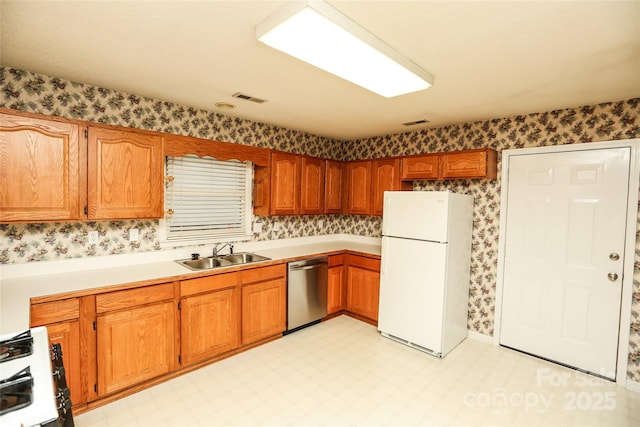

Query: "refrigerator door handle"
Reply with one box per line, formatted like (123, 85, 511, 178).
(381, 241, 387, 276)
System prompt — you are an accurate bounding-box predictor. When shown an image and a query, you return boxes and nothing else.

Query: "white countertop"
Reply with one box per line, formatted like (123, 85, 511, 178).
(0, 234, 381, 333)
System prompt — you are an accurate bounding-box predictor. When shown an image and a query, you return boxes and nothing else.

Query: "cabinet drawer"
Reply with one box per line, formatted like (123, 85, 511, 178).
(30, 298, 80, 326)
(241, 263, 286, 285)
(180, 272, 239, 297)
(347, 255, 380, 271)
(328, 254, 345, 267)
(96, 282, 175, 313)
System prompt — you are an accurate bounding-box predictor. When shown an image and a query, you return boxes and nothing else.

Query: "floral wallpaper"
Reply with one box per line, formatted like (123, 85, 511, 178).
(1, 67, 640, 381)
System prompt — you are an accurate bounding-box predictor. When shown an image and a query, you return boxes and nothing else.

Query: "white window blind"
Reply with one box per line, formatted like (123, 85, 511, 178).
(163, 155, 252, 243)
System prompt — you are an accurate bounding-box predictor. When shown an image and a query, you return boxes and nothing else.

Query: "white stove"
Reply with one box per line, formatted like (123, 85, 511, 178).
(0, 327, 58, 427)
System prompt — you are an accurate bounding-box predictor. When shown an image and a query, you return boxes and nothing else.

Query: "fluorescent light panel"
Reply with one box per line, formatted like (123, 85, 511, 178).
(256, 0, 433, 98)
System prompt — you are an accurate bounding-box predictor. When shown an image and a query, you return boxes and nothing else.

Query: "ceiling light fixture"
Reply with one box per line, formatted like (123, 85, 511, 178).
(215, 102, 236, 109)
(256, 0, 433, 98)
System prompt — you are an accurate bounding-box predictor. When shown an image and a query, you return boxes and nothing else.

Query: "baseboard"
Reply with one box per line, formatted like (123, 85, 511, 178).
(626, 379, 640, 393)
(467, 330, 493, 345)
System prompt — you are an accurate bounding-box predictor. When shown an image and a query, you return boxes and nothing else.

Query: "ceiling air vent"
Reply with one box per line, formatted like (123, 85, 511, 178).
(232, 92, 268, 104)
(402, 119, 430, 126)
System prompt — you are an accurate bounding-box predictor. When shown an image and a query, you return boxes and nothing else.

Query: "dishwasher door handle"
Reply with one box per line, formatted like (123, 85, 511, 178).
(289, 264, 326, 271)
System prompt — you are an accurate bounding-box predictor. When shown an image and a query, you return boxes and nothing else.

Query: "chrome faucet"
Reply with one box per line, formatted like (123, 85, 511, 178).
(212, 243, 234, 257)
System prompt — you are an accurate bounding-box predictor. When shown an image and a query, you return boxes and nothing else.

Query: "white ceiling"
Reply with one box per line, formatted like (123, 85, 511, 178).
(1, 1, 639, 140)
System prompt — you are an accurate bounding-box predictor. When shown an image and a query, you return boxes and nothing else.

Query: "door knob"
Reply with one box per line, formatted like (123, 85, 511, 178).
(609, 253, 620, 261)
(608, 272, 619, 281)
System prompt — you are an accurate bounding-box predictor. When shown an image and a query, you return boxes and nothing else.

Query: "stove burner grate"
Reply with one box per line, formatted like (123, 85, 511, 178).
(0, 366, 33, 415)
(0, 330, 33, 363)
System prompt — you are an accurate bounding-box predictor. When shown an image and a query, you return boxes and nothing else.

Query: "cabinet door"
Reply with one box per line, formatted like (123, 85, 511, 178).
(347, 264, 380, 322)
(97, 301, 176, 395)
(372, 158, 402, 216)
(0, 112, 80, 222)
(242, 278, 286, 345)
(300, 155, 325, 215)
(45, 321, 83, 405)
(270, 151, 300, 215)
(181, 287, 240, 366)
(324, 160, 343, 214)
(346, 160, 372, 215)
(440, 148, 497, 179)
(327, 265, 345, 314)
(87, 127, 163, 219)
(401, 154, 439, 180)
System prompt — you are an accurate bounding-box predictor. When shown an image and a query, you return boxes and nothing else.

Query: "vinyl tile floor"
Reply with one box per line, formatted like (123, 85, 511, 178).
(75, 315, 640, 426)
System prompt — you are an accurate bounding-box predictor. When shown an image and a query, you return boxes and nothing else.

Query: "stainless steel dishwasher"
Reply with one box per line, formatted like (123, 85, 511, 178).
(286, 256, 328, 333)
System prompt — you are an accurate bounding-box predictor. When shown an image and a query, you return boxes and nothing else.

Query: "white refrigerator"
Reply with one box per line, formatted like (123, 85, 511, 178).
(378, 191, 474, 357)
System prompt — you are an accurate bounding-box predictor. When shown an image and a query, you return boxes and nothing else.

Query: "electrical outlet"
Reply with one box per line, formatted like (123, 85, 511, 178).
(273, 222, 280, 232)
(252, 222, 263, 233)
(129, 228, 139, 242)
(88, 231, 99, 245)
(318, 220, 324, 228)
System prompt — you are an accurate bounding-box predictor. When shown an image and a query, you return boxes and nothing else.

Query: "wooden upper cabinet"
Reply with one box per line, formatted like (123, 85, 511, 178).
(300, 155, 325, 215)
(270, 151, 301, 215)
(346, 160, 372, 215)
(401, 153, 439, 180)
(87, 127, 163, 219)
(325, 160, 343, 214)
(372, 158, 404, 216)
(0, 112, 81, 222)
(440, 148, 497, 179)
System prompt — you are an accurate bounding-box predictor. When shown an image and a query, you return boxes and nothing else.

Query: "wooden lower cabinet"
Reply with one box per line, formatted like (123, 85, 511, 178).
(327, 255, 346, 314)
(96, 284, 177, 396)
(346, 255, 381, 322)
(30, 297, 88, 406)
(241, 264, 286, 345)
(180, 285, 240, 366)
(46, 321, 82, 402)
(24, 255, 382, 409)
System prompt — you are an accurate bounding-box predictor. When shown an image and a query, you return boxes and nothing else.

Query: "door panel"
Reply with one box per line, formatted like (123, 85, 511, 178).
(500, 147, 630, 379)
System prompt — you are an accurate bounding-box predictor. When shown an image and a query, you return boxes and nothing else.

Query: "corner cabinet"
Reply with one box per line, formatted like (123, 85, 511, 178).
(179, 272, 241, 366)
(0, 112, 82, 222)
(95, 283, 178, 396)
(345, 160, 372, 215)
(300, 155, 325, 215)
(241, 264, 287, 345)
(327, 254, 346, 314)
(87, 127, 163, 219)
(346, 254, 381, 323)
(325, 160, 343, 214)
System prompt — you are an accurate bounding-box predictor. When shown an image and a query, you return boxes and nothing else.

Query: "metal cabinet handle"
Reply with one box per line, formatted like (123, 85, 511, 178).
(608, 272, 619, 281)
(609, 253, 620, 261)
(290, 264, 326, 271)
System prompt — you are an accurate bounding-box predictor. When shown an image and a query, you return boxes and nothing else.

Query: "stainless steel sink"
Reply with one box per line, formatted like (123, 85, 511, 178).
(178, 257, 233, 271)
(220, 252, 271, 264)
(177, 252, 270, 271)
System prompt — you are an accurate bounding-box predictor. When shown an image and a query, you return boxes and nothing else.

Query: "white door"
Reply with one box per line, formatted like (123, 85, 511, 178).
(500, 147, 630, 380)
(379, 236, 447, 354)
